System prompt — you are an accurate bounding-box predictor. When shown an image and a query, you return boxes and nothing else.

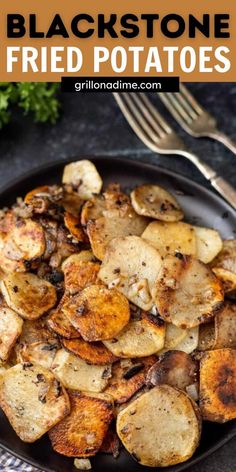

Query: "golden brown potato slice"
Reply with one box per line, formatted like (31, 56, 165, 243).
(117, 385, 201, 467)
(154, 254, 224, 328)
(61, 251, 94, 271)
(62, 285, 130, 342)
(194, 226, 222, 264)
(64, 212, 87, 243)
(105, 356, 156, 404)
(17, 341, 59, 369)
(131, 184, 184, 222)
(0, 233, 26, 273)
(63, 261, 100, 295)
(62, 160, 103, 200)
(214, 302, 236, 349)
(47, 307, 80, 340)
(62, 338, 118, 365)
(10, 218, 45, 261)
(0, 363, 70, 442)
(198, 322, 215, 351)
(146, 351, 198, 392)
(18, 317, 57, 345)
(0, 307, 23, 362)
(49, 391, 113, 457)
(200, 348, 236, 422)
(99, 236, 162, 310)
(103, 313, 165, 358)
(81, 195, 106, 227)
(52, 349, 111, 392)
(1, 273, 57, 320)
(165, 323, 187, 349)
(212, 240, 236, 292)
(142, 221, 196, 258)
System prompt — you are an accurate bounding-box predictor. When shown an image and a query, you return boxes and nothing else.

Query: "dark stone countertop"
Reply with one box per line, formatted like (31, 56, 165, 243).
(0, 83, 236, 472)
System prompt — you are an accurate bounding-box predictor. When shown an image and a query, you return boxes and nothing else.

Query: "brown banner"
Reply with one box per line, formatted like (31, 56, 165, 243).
(0, 0, 235, 81)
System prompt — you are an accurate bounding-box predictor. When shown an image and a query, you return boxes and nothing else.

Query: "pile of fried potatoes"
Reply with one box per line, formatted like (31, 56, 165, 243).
(0, 159, 235, 469)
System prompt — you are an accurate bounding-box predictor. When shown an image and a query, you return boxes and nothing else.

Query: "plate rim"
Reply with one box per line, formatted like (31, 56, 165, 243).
(0, 154, 235, 472)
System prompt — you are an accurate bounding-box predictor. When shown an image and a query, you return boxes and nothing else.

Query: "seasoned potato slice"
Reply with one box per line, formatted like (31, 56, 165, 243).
(47, 307, 80, 340)
(61, 251, 94, 271)
(62, 160, 103, 200)
(10, 218, 45, 261)
(81, 195, 106, 227)
(212, 240, 236, 292)
(62, 338, 118, 365)
(198, 322, 215, 351)
(174, 327, 199, 354)
(131, 184, 184, 222)
(194, 226, 222, 264)
(17, 341, 59, 369)
(63, 261, 100, 295)
(1, 273, 57, 320)
(105, 356, 156, 404)
(62, 285, 130, 342)
(154, 254, 224, 328)
(49, 391, 113, 457)
(165, 323, 187, 349)
(146, 351, 198, 392)
(117, 385, 201, 467)
(18, 317, 56, 345)
(142, 221, 196, 258)
(0, 307, 23, 362)
(0, 363, 70, 442)
(64, 212, 87, 243)
(103, 313, 165, 358)
(214, 302, 236, 349)
(99, 236, 162, 310)
(200, 349, 236, 422)
(52, 349, 111, 392)
(0, 233, 26, 273)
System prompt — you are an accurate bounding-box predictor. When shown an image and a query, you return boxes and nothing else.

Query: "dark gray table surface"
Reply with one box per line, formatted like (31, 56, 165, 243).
(0, 83, 236, 472)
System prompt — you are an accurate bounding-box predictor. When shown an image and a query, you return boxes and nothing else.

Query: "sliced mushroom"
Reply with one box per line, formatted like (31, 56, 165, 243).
(131, 184, 184, 222)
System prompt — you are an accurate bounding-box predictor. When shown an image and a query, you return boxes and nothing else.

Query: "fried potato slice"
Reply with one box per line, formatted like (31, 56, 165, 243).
(212, 240, 236, 292)
(165, 323, 187, 349)
(0, 307, 23, 362)
(62, 285, 130, 342)
(117, 385, 201, 467)
(81, 195, 106, 227)
(49, 390, 113, 457)
(131, 184, 184, 222)
(174, 327, 199, 354)
(198, 322, 215, 351)
(0, 363, 70, 442)
(62, 160, 103, 200)
(18, 317, 56, 345)
(1, 273, 57, 320)
(62, 338, 118, 365)
(63, 261, 100, 295)
(194, 226, 222, 264)
(142, 221, 196, 258)
(214, 302, 236, 349)
(64, 212, 87, 243)
(17, 341, 59, 369)
(47, 307, 80, 340)
(99, 236, 162, 310)
(154, 254, 224, 329)
(146, 351, 198, 392)
(103, 313, 165, 358)
(0, 233, 26, 273)
(61, 251, 94, 271)
(200, 348, 236, 422)
(105, 356, 156, 404)
(52, 349, 111, 392)
(10, 218, 45, 261)
(24, 185, 63, 214)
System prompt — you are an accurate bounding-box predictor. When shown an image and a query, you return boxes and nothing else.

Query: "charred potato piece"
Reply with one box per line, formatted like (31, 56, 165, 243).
(0, 363, 70, 442)
(62, 160, 103, 200)
(142, 221, 196, 258)
(103, 313, 165, 358)
(198, 322, 215, 351)
(24, 185, 63, 214)
(117, 385, 201, 467)
(0, 307, 23, 362)
(105, 356, 156, 404)
(212, 240, 236, 292)
(99, 236, 162, 311)
(17, 341, 59, 369)
(146, 351, 198, 392)
(131, 184, 184, 222)
(52, 349, 111, 392)
(165, 323, 187, 349)
(62, 338, 118, 365)
(47, 307, 80, 340)
(200, 348, 236, 422)
(63, 261, 100, 295)
(64, 212, 87, 243)
(1, 273, 57, 320)
(62, 285, 130, 342)
(194, 226, 222, 264)
(154, 254, 224, 329)
(214, 302, 236, 349)
(49, 391, 113, 457)
(18, 317, 56, 345)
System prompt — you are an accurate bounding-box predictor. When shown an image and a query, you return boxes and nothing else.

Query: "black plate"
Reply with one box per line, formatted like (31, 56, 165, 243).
(0, 156, 235, 472)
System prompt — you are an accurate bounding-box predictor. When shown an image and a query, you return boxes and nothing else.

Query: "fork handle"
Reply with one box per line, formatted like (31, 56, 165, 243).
(207, 130, 236, 156)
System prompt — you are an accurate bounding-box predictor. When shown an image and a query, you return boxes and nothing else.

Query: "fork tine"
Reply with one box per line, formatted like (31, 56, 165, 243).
(137, 93, 172, 135)
(180, 84, 204, 115)
(160, 93, 196, 126)
(131, 93, 167, 138)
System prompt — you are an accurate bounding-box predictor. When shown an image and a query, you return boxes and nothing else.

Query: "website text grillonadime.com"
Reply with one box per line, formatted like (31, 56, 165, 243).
(74, 79, 162, 92)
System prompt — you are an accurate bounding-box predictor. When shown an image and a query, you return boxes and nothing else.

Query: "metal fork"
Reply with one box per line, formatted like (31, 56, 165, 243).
(159, 84, 236, 155)
(113, 92, 236, 209)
